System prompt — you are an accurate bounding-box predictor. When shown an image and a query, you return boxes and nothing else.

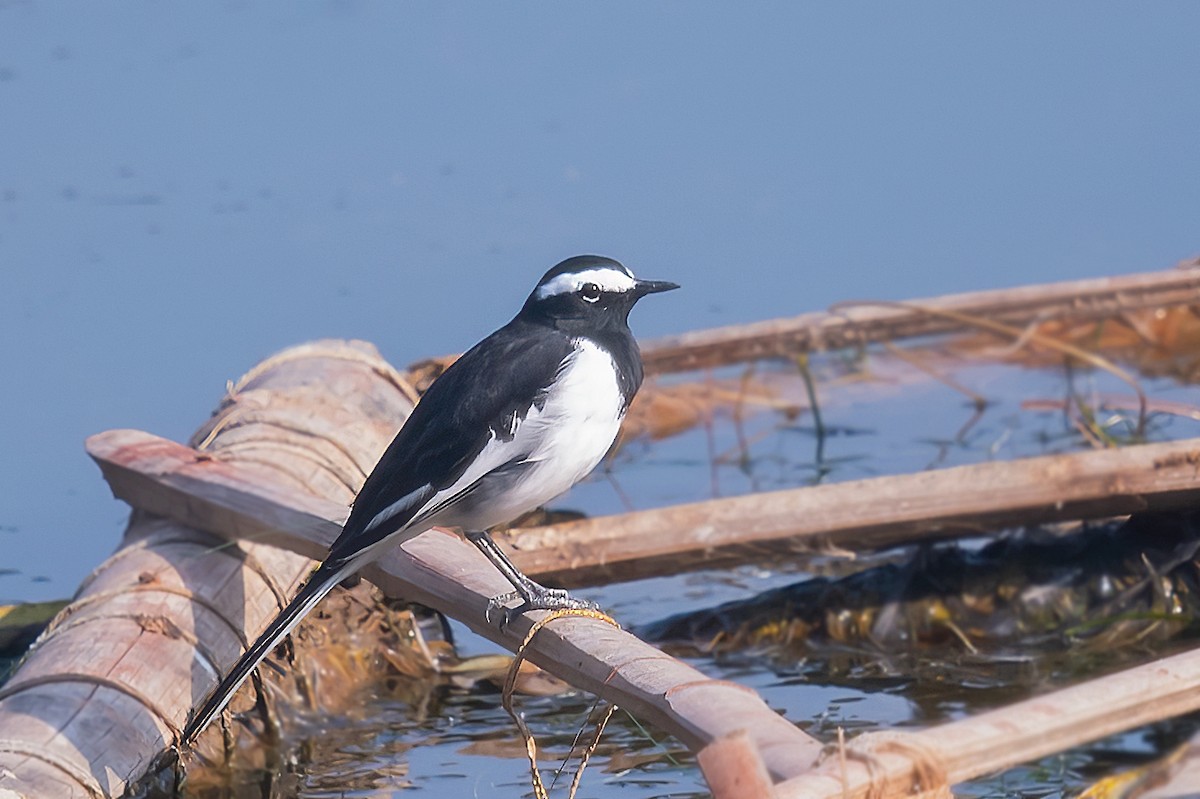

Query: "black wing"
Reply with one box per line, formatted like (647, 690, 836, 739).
(325, 318, 572, 564)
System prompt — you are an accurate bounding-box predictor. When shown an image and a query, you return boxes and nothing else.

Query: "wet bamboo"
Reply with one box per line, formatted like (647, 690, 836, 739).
(773, 644, 1200, 798)
(639, 260, 1200, 373)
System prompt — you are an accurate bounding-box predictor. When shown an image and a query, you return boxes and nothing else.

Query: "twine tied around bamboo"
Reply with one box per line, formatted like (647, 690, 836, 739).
(820, 728, 952, 799)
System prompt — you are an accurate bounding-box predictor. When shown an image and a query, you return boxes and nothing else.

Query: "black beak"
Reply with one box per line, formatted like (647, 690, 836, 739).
(633, 278, 680, 297)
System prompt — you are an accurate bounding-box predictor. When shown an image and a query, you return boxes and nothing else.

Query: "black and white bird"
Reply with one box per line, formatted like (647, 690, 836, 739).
(182, 255, 678, 743)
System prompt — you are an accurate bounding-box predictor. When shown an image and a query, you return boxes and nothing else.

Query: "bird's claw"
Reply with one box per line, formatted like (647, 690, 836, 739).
(485, 591, 521, 625)
(485, 587, 598, 627)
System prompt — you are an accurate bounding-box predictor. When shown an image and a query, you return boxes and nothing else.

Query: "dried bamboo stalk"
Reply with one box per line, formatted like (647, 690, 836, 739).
(88, 428, 1200, 600)
(639, 262, 1200, 373)
(501, 437, 1200, 586)
(84, 428, 823, 781)
(773, 644, 1200, 798)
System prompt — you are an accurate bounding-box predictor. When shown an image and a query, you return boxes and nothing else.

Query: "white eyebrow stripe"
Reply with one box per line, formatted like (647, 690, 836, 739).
(535, 267, 637, 300)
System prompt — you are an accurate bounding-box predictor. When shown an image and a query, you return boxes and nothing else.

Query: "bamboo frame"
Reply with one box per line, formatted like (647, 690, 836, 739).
(84, 428, 1200, 797)
(3, 262, 1199, 797)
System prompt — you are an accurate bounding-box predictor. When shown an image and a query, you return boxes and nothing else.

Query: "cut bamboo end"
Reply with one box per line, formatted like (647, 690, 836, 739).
(698, 729, 775, 799)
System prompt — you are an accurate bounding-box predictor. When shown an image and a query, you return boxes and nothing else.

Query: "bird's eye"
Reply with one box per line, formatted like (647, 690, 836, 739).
(580, 282, 601, 303)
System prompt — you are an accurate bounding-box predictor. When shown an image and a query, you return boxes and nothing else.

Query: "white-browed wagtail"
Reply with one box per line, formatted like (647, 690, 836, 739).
(182, 255, 678, 743)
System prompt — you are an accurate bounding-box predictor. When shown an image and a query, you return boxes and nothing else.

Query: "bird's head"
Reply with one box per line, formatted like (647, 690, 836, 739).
(521, 255, 679, 331)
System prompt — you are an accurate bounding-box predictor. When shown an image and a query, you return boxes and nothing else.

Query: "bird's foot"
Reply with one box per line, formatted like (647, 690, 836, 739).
(486, 585, 598, 627)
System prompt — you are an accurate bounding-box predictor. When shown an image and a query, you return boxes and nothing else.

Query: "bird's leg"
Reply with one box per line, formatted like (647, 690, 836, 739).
(465, 530, 597, 623)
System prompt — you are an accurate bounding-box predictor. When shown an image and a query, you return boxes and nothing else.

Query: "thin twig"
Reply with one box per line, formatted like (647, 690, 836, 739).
(831, 299, 1149, 437)
(794, 353, 828, 483)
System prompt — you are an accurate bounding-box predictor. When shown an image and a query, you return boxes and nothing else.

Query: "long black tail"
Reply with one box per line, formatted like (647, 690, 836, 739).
(181, 560, 354, 744)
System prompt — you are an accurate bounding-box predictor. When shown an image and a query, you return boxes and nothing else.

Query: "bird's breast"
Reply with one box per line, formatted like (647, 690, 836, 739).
(526, 338, 626, 472)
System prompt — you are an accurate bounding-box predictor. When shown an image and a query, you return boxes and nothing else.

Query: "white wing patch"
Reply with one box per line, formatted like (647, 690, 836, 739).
(362, 483, 435, 535)
(535, 267, 637, 300)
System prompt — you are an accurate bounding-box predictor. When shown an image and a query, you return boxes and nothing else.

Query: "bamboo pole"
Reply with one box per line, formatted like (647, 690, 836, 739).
(84, 427, 823, 781)
(0, 340, 415, 798)
(498, 437, 1200, 587)
(773, 644, 1200, 798)
(86, 428, 1200, 599)
(639, 260, 1200, 374)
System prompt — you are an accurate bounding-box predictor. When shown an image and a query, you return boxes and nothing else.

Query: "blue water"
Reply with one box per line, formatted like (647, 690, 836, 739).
(2, 3, 1199, 608)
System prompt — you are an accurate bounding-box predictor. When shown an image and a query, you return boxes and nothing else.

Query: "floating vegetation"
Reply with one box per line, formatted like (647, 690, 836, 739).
(642, 510, 1200, 687)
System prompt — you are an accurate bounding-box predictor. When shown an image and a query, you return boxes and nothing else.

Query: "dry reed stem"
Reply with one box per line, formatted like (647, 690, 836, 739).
(830, 299, 1149, 435)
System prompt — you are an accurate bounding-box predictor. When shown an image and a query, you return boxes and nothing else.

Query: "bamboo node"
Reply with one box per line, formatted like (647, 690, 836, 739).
(0, 674, 182, 741)
(0, 739, 106, 798)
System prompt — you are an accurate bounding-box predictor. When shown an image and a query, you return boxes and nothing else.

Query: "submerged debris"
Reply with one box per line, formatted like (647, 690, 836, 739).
(176, 579, 571, 797)
(642, 511, 1200, 683)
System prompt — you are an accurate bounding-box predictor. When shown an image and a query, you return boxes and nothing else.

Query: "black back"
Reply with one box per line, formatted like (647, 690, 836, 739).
(327, 318, 573, 564)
